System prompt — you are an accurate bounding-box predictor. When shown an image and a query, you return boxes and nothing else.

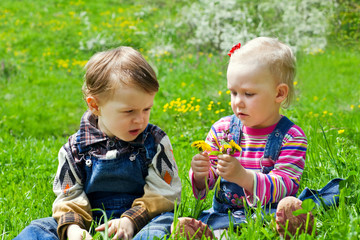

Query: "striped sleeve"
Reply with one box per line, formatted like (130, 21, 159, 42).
(245, 125, 307, 206)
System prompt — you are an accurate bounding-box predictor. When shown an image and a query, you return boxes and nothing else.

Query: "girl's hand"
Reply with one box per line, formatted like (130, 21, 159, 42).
(191, 152, 210, 190)
(216, 154, 243, 183)
(95, 217, 134, 240)
(216, 154, 254, 192)
(67, 224, 92, 240)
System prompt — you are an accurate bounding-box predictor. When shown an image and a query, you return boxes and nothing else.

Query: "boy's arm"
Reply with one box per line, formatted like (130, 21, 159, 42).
(244, 126, 307, 207)
(121, 135, 182, 232)
(52, 145, 92, 240)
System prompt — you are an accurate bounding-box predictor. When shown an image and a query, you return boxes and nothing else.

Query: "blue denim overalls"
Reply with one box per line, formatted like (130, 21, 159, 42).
(80, 129, 156, 221)
(199, 114, 342, 230)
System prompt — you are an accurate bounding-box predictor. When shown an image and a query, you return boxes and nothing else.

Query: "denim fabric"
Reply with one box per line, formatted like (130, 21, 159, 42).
(14, 213, 174, 240)
(133, 212, 174, 240)
(13, 217, 59, 240)
(81, 129, 156, 220)
(298, 178, 343, 206)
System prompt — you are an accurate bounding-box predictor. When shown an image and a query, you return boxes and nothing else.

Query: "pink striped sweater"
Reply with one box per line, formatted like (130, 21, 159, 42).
(190, 115, 307, 207)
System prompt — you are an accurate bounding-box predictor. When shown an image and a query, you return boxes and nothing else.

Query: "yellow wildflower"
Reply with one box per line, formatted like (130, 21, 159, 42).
(191, 140, 212, 152)
(338, 129, 345, 134)
(229, 140, 241, 152)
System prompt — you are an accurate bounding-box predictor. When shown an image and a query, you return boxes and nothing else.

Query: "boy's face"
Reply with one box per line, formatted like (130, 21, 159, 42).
(227, 62, 287, 129)
(89, 85, 156, 141)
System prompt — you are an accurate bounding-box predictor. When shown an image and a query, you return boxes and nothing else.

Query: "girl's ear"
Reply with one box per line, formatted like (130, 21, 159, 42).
(86, 96, 101, 115)
(275, 83, 289, 103)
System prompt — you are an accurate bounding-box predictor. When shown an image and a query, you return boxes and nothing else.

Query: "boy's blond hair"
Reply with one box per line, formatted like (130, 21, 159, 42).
(230, 37, 296, 108)
(83, 46, 158, 101)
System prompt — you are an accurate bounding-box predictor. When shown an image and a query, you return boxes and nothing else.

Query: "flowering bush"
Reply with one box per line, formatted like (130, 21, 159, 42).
(180, 0, 335, 54)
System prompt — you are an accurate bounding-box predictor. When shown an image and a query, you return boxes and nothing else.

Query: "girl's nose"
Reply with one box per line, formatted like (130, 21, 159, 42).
(234, 95, 245, 108)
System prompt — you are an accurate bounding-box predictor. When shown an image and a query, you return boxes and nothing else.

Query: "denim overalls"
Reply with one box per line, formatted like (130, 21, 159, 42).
(199, 114, 342, 230)
(80, 129, 156, 221)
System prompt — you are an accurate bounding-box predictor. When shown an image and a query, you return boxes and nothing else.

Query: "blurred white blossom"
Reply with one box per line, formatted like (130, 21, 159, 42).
(181, 0, 334, 54)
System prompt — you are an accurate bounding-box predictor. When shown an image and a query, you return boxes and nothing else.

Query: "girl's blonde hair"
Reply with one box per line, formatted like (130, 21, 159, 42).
(83, 46, 158, 101)
(230, 37, 296, 108)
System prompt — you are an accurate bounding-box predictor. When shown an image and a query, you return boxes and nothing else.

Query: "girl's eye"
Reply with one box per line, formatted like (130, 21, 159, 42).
(230, 91, 237, 96)
(245, 92, 254, 96)
(144, 108, 151, 112)
(124, 110, 133, 113)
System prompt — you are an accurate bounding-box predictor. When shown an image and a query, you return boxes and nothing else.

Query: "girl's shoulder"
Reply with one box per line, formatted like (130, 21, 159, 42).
(211, 115, 233, 129)
(286, 124, 307, 139)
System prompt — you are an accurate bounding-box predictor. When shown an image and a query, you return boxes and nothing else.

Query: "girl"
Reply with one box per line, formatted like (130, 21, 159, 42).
(189, 37, 307, 237)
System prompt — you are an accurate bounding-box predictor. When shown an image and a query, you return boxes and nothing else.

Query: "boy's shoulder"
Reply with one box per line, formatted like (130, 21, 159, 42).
(146, 123, 168, 143)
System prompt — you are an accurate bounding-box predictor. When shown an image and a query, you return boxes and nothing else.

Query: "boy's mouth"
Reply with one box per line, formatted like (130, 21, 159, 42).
(129, 129, 140, 136)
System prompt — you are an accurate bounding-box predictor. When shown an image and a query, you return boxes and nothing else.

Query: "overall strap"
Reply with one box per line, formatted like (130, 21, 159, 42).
(229, 114, 243, 144)
(263, 116, 294, 161)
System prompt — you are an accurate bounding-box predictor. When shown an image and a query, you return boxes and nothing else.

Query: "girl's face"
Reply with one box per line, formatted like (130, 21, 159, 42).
(89, 85, 156, 141)
(227, 62, 287, 129)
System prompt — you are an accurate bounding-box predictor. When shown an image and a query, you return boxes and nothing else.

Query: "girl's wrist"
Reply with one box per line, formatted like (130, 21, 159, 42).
(235, 169, 254, 192)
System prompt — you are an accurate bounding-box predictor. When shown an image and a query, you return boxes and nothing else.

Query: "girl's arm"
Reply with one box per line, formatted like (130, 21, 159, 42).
(244, 126, 307, 207)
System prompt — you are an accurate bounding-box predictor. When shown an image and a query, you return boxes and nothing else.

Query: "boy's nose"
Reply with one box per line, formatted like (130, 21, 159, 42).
(133, 113, 145, 124)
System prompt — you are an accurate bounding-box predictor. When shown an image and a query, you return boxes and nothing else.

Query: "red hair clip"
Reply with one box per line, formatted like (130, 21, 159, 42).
(228, 43, 241, 57)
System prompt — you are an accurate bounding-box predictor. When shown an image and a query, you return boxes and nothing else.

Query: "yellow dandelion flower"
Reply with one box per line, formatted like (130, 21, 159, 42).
(218, 91, 222, 95)
(350, 105, 354, 110)
(191, 140, 212, 152)
(226, 90, 231, 94)
(313, 96, 318, 101)
(338, 129, 345, 134)
(229, 140, 241, 152)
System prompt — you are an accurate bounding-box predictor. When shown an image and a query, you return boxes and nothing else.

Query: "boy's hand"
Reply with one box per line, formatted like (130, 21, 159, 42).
(191, 152, 210, 190)
(95, 217, 135, 240)
(216, 154, 254, 192)
(67, 224, 92, 240)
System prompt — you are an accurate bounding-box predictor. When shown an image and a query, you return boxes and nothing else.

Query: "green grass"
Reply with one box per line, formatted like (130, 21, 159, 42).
(1, 0, 360, 239)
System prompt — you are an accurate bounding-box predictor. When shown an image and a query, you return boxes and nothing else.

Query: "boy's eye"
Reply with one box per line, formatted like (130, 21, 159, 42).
(230, 91, 237, 96)
(245, 92, 254, 96)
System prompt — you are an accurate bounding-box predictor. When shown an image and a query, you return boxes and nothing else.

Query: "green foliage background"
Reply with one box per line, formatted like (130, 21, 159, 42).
(0, 0, 359, 239)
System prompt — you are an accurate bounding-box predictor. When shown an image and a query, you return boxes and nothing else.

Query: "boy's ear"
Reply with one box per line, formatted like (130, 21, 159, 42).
(86, 96, 100, 115)
(275, 83, 289, 103)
